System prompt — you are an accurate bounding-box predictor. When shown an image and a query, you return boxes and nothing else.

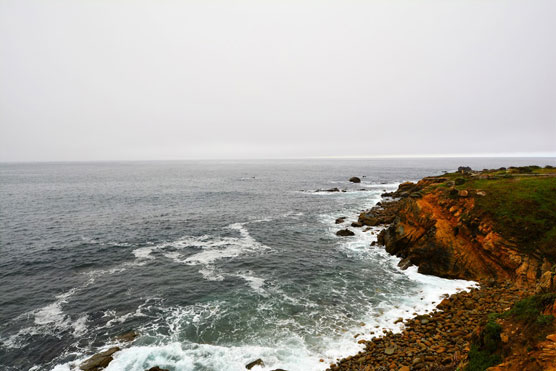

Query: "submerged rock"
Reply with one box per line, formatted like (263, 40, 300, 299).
(336, 229, 355, 237)
(115, 330, 138, 343)
(335, 217, 346, 224)
(79, 347, 120, 371)
(246, 358, 265, 369)
(349, 177, 361, 183)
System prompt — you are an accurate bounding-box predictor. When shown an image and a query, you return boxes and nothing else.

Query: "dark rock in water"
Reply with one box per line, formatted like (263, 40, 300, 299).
(371, 241, 377, 246)
(336, 229, 355, 237)
(246, 358, 265, 369)
(271, 369, 288, 371)
(146, 367, 169, 371)
(335, 217, 346, 224)
(80, 347, 120, 371)
(351, 221, 363, 228)
(398, 257, 412, 270)
(349, 176, 361, 183)
(115, 330, 138, 343)
(316, 187, 340, 192)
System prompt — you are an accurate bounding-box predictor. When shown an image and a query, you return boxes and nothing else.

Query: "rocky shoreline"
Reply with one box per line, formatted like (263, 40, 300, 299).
(328, 282, 533, 371)
(330, 166, 556, 371)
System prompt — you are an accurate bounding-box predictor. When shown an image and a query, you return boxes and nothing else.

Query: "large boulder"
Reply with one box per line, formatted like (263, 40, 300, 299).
(80, 347, 120, 371)
(349, 177, 361, 183)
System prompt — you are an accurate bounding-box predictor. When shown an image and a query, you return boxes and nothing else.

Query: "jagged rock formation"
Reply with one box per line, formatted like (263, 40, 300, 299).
(373, 168, 556, 286)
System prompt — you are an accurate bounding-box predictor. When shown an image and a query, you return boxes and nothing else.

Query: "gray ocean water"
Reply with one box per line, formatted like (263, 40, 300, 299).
(1, 158, 554, 371)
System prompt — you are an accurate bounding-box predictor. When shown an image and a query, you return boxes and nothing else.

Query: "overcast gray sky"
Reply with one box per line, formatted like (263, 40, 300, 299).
(1, 0, 555, 161)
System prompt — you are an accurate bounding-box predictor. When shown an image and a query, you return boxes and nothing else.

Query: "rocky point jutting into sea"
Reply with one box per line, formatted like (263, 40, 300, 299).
(330, 165, 556, 371)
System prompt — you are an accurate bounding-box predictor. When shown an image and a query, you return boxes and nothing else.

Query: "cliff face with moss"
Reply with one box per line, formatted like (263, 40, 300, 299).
(362, 166, 556, 286)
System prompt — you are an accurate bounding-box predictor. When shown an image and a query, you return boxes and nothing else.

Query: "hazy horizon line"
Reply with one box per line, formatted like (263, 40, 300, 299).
(1, 152, 555, 164)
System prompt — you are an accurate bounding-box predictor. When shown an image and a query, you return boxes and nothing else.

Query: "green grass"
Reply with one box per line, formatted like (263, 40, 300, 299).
(466, 345, 502, 371)
(425, 166, 556, 260)
(501, 293, 556, 325)
(467, 176, 556, 258)
(466, 293, 556, 371)
(465, 320, 502, 371)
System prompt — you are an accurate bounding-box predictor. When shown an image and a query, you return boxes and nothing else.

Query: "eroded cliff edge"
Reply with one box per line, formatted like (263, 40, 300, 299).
(330, 165, 556, 371)
(364, 166, 556, 286)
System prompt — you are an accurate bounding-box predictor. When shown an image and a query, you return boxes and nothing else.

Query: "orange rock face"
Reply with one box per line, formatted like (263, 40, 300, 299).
(378, 189, 546, 286)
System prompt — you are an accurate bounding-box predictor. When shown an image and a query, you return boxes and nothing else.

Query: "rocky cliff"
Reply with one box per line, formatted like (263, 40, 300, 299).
(329, 165, 556, 371)
(360, 166, 556, 286)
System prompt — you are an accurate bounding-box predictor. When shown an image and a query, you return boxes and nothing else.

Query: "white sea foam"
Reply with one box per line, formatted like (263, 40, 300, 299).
(236, 271, 266, 293)
(1, 288, 91, 350)
(3, 260, 136, 348)
(54, 340, 326, 371)
(49, 181, 477, 371)
(72, 315, 89, 337)
(132, 223, 269, 274)
(198, 266, 225, 281)
(132, 246, 156, 260)
(33, 289, 76, 326)
(176, 223, 271, 281)
(106, 342, 312, 371)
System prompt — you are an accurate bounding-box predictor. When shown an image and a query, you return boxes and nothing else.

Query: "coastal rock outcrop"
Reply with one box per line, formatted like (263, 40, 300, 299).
(336, 229, 355, 237)
(246, 358, 265, 369)
(79, 347, 120, 371)
(374, 170, 556, 286)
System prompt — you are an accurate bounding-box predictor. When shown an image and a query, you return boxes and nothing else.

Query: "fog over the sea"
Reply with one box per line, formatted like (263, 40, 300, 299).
(1, 0, 555, 161)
